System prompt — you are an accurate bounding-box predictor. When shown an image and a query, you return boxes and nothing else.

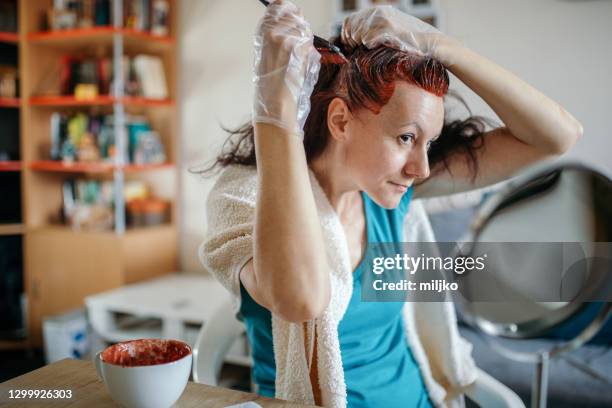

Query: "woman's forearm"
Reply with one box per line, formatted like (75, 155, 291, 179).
(252, 123, 330, 320)
(438, 44, 583, 153)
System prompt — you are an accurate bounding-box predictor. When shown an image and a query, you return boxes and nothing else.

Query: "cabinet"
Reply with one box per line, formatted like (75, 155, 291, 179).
(0, 0, 179, 347)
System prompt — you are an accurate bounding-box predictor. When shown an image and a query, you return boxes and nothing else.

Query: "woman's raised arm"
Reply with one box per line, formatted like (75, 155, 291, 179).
(242, 0, 330, 323)
(415, 41, 583, 197)
(341, 6, 582, 197)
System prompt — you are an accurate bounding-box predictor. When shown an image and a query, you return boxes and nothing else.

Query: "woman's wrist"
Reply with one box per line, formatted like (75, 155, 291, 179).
(433, 36, 468, 69)
(253, 95, 303, 136)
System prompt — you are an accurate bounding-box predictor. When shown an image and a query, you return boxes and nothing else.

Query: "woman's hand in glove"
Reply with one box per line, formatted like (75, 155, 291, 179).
(252, 0, 321, 138)
(341, 5, 461, 66)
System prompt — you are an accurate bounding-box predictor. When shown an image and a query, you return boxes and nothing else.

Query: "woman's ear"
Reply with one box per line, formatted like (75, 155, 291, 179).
(327, 97, 351, 142)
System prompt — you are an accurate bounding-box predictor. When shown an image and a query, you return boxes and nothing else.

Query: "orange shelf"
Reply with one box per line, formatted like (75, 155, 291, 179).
(0, 224, 24, 236)
(120, 163, 176, 172)
(121, 96, 175, 107)
(30, 160, 174, 174)
(0, 31, 19, 43)
(30, 95, 113, 106)
(29, 95, 174, 107)
(0, 161, 21, 171)
(0, 97, 20, 108)
(0, 339, 30, 350)
(28, 27, 174, 45)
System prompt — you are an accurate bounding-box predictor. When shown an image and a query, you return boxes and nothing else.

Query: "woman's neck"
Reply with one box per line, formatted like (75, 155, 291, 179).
(309, 146, 360, 212)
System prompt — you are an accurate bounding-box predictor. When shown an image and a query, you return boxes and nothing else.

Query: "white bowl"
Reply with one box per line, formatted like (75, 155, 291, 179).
(95, 339, 192, 408)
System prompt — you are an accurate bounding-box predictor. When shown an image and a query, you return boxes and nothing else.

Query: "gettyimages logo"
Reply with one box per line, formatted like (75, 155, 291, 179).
(371, 253, 488, 275)
(370, 252, 488, 293)
(361, 242, 612, 303)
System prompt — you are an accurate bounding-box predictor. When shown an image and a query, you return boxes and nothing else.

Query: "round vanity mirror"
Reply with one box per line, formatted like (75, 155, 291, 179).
(452, 161, 612, 408)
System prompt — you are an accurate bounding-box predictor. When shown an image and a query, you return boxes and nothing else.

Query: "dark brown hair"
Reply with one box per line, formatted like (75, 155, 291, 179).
(200, 40, 491, 179)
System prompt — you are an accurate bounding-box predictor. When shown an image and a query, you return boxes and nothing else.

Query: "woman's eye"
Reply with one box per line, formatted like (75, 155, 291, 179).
(398, 133, 415, 145)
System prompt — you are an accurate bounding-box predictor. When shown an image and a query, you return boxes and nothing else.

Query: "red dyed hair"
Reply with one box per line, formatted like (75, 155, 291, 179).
(304, 45, 449, 161)
(203, 43, 487, 179)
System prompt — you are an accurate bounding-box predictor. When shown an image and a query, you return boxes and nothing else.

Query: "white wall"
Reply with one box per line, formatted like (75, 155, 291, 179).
(440, 0, 612, 170)
(179, 0, 612, 272)
(178, 0, 334, 272)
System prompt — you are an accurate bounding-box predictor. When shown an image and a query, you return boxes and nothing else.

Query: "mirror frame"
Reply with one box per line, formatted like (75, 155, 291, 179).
(455, 161, 612, 340)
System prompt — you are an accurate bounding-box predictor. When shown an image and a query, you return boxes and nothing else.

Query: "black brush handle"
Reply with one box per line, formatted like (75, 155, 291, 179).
(257, 0, 346, 58)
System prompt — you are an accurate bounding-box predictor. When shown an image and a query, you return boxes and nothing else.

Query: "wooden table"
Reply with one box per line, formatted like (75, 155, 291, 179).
(0, 359, 317, 407)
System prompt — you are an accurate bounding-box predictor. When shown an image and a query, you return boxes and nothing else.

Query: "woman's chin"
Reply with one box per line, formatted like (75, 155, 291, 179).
(369, 193, 402, 210)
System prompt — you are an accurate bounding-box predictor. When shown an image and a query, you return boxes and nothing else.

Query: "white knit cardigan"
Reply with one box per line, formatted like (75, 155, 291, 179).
(199, 165, 478, 408)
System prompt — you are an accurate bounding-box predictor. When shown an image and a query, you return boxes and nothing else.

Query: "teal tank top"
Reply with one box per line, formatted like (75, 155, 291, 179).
(239, 188, 432, 408)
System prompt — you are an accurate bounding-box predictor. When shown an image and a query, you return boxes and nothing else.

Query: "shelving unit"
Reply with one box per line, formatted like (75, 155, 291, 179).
(0, 161, 22, 171)
(29, 95, 174, 107)
(30, 160, 174, 173)
(0, 339, 31, 351)
(0, 223, 24, 235)
(0, 97, 20, 107)
(0, 31, 19, 43)
(28, 26, 175, 43)
(0, 0, 179, 347)
(0, 0, 23, 345)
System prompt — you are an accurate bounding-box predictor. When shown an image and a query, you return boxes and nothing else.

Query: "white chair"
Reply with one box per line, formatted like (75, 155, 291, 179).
(192, 299, 245, 386)
(193, 200, 525, 407)
(465, 368, 525, 407)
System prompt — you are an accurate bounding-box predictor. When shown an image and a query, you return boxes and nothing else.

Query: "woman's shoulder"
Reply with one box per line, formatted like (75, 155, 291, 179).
(211, 164, 258, 192)
(207, 164, 259, 207)
(216, 164, 258, 185)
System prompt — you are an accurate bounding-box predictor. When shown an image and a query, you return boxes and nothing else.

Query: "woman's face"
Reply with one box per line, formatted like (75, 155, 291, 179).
(342, 81, 444, 209)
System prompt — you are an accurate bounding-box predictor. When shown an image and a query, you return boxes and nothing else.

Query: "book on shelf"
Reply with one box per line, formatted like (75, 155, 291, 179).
(61, 178, 169, 230)
(133, 55, 167, 99)
(125, 0, 151, 31)
(46, 0, 169, 35)
(0, 65, 18, 99)
(49, 111, 166, 166)
(58, 54, 167, 100)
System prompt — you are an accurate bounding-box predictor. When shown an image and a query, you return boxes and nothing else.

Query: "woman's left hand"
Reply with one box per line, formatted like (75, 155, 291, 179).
(341, 5, 460, 66)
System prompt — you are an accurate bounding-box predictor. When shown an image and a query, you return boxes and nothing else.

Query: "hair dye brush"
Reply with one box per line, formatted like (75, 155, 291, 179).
(258, 0, 348, 63)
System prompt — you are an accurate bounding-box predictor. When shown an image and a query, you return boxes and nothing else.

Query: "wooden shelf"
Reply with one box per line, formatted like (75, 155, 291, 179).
(0, 31, 19, 43)
(0, 339, 30, 351)
(27, 27, 174, 52)
(28, 27, 174, 43)
(30, 160, 174, 174)
(0, 224, 24, 236)
(0, 161, 22, 171)
(33, 223, 174, 237)
(29, 95, 174, 107)
(0, 97, 20, 108)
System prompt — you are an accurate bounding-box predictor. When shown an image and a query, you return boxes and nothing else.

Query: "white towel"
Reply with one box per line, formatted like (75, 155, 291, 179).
(200, 165, 477, 408)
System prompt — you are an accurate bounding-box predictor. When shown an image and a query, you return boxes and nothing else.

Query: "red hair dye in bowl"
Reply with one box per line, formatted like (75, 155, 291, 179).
(101, 339, 191, 367)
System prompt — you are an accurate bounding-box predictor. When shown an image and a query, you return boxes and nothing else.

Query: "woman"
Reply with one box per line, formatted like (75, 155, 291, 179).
(200, 1, 582, 407)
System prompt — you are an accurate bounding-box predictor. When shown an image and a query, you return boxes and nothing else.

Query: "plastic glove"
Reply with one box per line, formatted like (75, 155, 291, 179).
(341, 6, 459, 65)
(252, 0, 321, 138)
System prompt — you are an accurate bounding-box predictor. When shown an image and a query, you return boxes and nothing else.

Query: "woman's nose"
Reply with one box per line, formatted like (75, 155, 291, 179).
(403, 149, 430, 179)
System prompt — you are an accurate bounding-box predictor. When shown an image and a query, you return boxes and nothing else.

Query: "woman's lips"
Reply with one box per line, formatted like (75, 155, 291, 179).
(389, 181, 408, 192)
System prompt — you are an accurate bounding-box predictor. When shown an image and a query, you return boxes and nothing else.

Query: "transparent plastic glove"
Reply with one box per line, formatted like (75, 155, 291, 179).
(341, 5, 458, 65)
(252, 0, 321, 138)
